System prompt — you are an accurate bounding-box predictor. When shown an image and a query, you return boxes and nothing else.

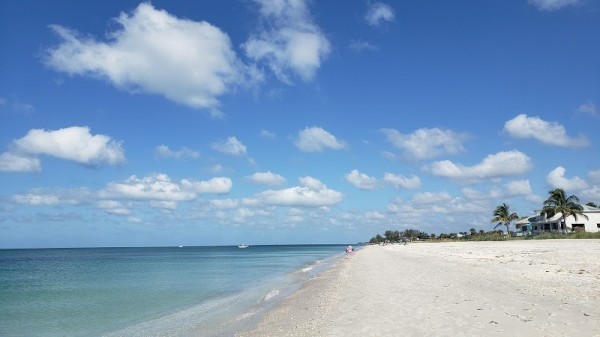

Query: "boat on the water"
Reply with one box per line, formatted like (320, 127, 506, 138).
(238, 244, 249, 248)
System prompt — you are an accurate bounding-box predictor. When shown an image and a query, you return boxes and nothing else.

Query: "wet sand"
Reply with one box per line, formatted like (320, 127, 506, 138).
(237, 240, 600, 337)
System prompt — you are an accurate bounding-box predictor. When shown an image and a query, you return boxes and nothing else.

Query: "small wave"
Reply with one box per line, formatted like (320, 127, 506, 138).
(263, 289, 280, 301)
(302, 266, 313, 273)
(235, 311, 256, 321)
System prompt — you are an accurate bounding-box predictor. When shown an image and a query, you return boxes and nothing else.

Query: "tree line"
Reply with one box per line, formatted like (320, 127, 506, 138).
(368, 188, 598, 243)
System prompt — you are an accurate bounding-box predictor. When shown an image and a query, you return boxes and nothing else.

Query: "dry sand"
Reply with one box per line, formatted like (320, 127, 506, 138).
(237, 240, 600, 337)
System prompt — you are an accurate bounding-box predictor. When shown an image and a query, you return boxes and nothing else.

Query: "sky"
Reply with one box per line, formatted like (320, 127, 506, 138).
(1, 0, 599, 248)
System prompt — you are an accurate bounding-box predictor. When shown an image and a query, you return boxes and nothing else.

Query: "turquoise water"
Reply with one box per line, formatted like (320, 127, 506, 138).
(0, 245, 346, 337)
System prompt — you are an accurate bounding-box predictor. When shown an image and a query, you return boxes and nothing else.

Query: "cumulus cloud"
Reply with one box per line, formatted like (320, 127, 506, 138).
(243, 0, 330, 83)
(579, 101, 599, 118)
(503, 114, 589, 148)
(365, 2, 395, 26)
(383, 173, 421, 189)
(0, 152, 41, 172)
(546, 166, 588, 191)
(588, 169, 600, 184)
(44, 3, 258, 116)
(100, 173, 232, 201)
(505, 179, 533, 196)
(294, 126, 347, 152)
(580, 186, 600, 203)
(212, 137, 247, 156)
(155, 145, 199, 160)
(381, 127, 468, 160)
(461, 180, 532, 201)
(97, 200, 131, 215)
(345, 169, 378, 190)
(294, 127, 347, 152)
(528, 0, 580, 11)
(246, 171, 287, 186)
(256, 176, 342, 207)
(427, 150, 533, 182)
(1, 126, 124, 172)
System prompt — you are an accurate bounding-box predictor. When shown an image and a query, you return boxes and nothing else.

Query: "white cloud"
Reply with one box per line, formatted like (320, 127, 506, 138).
(10, 126, 124, 167)
(411, 191, 454, 205)
(503, 114, 589, 148)
(579, 101, 599, 118)
(349, 40, 378, 52)
(0, 152, 41, 172)
(427, 150, 533, 182)
(97, 200, 131, 215)
(180, 177, 233, 194)
(588, 169, 600, 184)
(365, 2, 395, 26)
(505, 179, 533, 196)
(345, 169, 378, 190)
(149, 201, 178, 210)
(256, 176, 342, 207)
(461, 180, 532, 200)
(461, 187, 503, 200)
(247, 171, 287, 186)
(243, 0, 330, 83)
(44, 3, 258, 116)
(127, 216, 142, 223)
(0, 97, 34, 113)
(381, 127, 468, 160)
(294, 127, 347, 152)
(528, 0, 580, 11)
(100, 173, 232, 201)
(212, 137, 247, 156)
(259, 129, 276, 139)
(383, 173, 421, 189)
(580, 186, 600, 203)
(13, 193, 62, 206)
(12, 188, 90, 206)
(210, 199, 239, 209)
(547, 166, 588, 191)
(155, 145, 199, 160)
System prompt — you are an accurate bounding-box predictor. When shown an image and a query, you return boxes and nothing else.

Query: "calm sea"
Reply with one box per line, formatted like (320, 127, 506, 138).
(0, 245, 347, 337)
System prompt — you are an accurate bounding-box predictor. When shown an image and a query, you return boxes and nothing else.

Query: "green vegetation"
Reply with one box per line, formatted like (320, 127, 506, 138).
(526, 231, 600, 240)
(490, 202, 519, 235)
(369, 229, 430, 244)
(367, 188, 599, 243)
(541, 188, 588, 229)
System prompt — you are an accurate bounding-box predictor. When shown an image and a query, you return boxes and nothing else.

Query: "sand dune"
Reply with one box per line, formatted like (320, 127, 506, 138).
(237, 240, 600, 337)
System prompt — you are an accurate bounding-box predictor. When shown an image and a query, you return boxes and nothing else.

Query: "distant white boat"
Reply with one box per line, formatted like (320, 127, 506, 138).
(238, 244, 249, 248)
(178, 245, 184, 248)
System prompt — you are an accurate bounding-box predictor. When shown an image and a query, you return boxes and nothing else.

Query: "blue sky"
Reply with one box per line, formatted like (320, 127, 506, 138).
(1, 0, 599, 248)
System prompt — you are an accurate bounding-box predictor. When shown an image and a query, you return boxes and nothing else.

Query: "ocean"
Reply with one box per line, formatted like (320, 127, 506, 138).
(0, 245, 347, 337)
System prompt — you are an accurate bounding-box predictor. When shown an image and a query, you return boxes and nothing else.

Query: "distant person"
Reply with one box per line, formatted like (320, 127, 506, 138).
(346, 245, 354, 257)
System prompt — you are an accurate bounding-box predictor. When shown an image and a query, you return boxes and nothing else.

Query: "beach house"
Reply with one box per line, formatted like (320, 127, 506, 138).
(516, 205, 600, 234)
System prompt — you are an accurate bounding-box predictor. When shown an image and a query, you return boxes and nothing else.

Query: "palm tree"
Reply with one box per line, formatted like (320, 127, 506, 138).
(586, 202, 598, 208)
(541, 188, 588, 233)
(491, 203, 519, 236)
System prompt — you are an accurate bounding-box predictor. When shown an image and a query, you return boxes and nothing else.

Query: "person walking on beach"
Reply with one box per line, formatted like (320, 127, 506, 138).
(346, 245, 354, 257)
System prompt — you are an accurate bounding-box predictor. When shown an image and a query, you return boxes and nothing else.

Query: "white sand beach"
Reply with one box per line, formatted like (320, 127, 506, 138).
(237, 240, 600, 337)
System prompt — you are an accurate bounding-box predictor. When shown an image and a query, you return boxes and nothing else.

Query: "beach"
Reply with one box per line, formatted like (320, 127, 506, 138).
(237, 240, 600, 337)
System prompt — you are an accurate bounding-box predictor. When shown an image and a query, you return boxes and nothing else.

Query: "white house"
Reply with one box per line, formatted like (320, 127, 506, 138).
(516, 205, 600, 234)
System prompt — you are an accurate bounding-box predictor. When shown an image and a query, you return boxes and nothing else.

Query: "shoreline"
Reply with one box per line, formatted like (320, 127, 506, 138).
(236, 240, 600, 336)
